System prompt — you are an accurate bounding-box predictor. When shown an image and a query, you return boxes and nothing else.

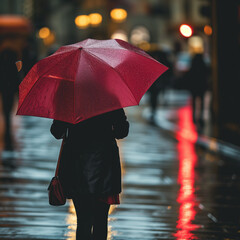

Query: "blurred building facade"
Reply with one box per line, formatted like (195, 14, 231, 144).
(211, 0, 240, 146)
(0, 0, 211, 51)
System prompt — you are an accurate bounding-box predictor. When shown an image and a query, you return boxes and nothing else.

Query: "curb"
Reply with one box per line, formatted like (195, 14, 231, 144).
(142, 108, 240, 161)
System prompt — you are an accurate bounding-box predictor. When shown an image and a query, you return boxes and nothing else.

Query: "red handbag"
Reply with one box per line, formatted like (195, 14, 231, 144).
(48, 140, 66, 206)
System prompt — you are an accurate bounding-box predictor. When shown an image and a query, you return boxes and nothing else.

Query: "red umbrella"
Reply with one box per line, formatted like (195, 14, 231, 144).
(17, 38, 168, 124)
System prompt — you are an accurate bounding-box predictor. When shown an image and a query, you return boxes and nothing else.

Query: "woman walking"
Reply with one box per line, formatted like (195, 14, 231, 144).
(186, 53, 209, 127)
(50, 108, 129, 240)
(17, 38, 166, 239)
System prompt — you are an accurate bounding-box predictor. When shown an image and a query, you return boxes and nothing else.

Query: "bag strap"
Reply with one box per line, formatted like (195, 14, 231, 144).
(55, 138, 65, 177)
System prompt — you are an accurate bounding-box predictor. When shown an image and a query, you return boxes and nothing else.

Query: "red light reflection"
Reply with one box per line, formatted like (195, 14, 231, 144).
(174, 106, 201, 239)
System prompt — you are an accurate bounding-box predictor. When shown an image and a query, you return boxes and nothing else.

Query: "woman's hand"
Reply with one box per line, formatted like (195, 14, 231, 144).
(50, 120, 70, 139)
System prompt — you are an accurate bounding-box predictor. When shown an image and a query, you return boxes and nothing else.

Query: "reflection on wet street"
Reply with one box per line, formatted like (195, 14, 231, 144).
(0, 116, 71, 239)
(174, 107, 200, 239)
(1, 106, 240, 239)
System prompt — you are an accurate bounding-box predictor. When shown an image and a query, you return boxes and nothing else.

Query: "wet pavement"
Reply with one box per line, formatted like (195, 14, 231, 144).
(1, 97, 240, 239)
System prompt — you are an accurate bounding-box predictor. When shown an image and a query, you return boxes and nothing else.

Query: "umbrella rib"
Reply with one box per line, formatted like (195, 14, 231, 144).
(34, 50, 77, 81)
(18, 51, 77, 113)
(39, 48, 75, 61)
(86, 47, 161, 66)
(85, 50, 138, 104)
(17, 72, 42, 114)
(114, 39, 159, 61)
(86, 42, 155, 61)
(72, 47, 82, 123)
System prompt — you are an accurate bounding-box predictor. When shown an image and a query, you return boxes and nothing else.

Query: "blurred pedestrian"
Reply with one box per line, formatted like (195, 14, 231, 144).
(0, 48, 19, 150)
(22, 37, 37, 76)
(50, 109, 129, 240)
(148, 48, 172, 123)
(186, 53, 209, 127)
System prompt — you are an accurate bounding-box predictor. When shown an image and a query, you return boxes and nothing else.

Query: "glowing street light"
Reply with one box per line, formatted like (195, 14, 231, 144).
(89, 13, 102, 27)
(179, 24, 193, 38)
(75, 15, 90, 29)
(138, 41, 151, 51)
(204, 25, 212, 36)
(110, 8, 127, 23)
(188, 36, 204, 54)
(43, 32, 56, 46)
(38, 27, 50, 39)
(111, 30, 128, 42)
(130, 26, 150, 45)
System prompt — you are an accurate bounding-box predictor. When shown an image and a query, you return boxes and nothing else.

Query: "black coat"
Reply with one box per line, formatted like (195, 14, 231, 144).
(0, 49, 19, 93)
(185, 54, 209, 95)
(50, 109, 129, 198)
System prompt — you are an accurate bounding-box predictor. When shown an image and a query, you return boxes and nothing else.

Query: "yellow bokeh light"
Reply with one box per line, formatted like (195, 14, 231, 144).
(179, 24, 193, 38)
(204, 25, 212, 36)
(138, 41, 151, 51)
(43, 32, 55, 46)
(89, 13, 102, 26)
(110, 8, 127, 23)
(75, 15, 90, 29)
(38, 27, 50, 39)
(111, 30, 128, 42)
(188, 36, 204, 54)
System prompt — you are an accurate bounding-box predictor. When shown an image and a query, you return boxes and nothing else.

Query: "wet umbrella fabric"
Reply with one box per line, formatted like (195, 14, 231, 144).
(17, 38, 168, 124)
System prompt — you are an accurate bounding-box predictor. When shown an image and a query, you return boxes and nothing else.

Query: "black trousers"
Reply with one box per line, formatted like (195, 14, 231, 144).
(72, 195, 110, 240)
(191, 92, 205, 124)
(1, 91, 15, 150)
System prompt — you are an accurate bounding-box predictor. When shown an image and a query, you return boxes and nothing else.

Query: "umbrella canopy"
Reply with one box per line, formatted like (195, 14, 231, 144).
(17, 38, 168, 124)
